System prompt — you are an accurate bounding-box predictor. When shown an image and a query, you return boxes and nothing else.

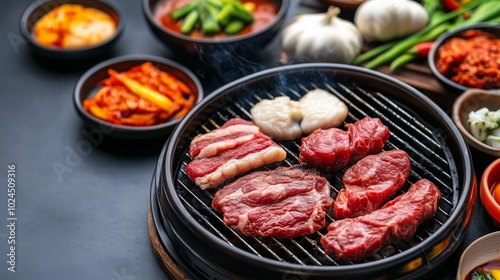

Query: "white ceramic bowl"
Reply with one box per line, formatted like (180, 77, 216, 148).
(456, 231, 500, 280)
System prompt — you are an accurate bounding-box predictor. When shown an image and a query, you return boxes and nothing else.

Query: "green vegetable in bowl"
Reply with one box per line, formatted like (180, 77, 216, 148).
(171, 0, 254, 35)
(469, 267, 496, 280)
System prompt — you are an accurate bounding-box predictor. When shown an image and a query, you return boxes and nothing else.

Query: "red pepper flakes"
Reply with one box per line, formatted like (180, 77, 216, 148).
(436, 29, 500, 90)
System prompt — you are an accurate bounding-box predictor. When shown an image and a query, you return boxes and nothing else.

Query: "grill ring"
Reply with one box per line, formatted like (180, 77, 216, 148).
(156, 63, 475, 279)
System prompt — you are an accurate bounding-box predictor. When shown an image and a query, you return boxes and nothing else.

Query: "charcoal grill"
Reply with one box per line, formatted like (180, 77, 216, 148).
(149, 63, 476, 279)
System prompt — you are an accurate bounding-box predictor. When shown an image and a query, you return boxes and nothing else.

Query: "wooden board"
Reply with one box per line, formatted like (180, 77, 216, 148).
(148, 205, 188, 280)
(375, 62, 457, 109)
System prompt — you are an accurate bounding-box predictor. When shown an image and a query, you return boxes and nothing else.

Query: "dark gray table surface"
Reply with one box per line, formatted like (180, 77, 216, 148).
(0, 1, 497, 279)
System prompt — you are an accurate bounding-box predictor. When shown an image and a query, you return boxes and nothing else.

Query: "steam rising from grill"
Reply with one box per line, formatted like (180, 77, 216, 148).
(195, 44, 278, 90)
(152, 64, 475, 279)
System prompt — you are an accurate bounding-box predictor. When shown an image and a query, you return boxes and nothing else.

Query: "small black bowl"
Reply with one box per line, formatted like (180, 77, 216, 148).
(142, 0, 290, 56)
(74, 55, 204, 140)
(20, 0, 125, 61)
(428, 23, 500, 94)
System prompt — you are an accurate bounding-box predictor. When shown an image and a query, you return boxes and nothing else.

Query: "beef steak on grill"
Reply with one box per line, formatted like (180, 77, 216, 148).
(298, 117, 389, 171)
(334, 150, 411, 219)
(321, 179, 441, 261)
(298, 128, 351, 172)
(211, 166, 333, 238)
(346, 117, 390, 163)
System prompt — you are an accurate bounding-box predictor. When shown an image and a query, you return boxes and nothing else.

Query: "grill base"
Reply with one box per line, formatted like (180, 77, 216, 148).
(148, 205, 187, 280)
(150, 174, 239, 280)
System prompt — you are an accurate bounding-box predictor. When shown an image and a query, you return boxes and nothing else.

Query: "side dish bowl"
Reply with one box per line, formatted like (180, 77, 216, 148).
(320, 0, 366, 9)
(452, 89, 500, 157)
(480, 158, 500, 227)
(142, 0, 290, 56)
(73, 55, 203, 140)
(20, 0, 125, 61)
(456, 231, 500, 280)
(428, 23, 500, 94)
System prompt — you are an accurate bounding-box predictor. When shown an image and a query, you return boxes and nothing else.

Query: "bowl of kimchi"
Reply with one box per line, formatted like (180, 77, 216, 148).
(428, 23, 500, 94)
(20, 0, 125, 61)
(73, 54, 204, 139)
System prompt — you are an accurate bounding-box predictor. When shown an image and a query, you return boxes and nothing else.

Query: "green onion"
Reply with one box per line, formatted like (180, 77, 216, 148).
(215, 4, 233, 25)
(199, 1, 220, 34)
(180, 10, 200, 34)
(364, 22, 450, 69)
(225, 19, 245, 34)
(353, 43, 396, 65)
(228, 1, 253, 23)
(389, 53, 418, 72)
(171, 2, 197, 20)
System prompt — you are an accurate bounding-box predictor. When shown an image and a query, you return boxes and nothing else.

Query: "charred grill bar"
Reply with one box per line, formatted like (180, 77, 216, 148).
(150, 64, 475, 279)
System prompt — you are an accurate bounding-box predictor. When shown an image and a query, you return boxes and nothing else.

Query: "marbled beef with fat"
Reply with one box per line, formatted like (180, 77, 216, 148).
(334, 150, 411, 219)
(186, 118, 286, 189)
(189, 118, 260, 159)
(212, 166, 332, 238)
(321, 179, 440, 261)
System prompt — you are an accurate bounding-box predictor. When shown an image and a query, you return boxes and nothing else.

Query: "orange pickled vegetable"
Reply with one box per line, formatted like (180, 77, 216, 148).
(436, 29, 500, 90)
(494, 182, 500, 205)
(108, 69, 179, 113)
(33, 4, 117, 49)
(83, 62, 195, 126)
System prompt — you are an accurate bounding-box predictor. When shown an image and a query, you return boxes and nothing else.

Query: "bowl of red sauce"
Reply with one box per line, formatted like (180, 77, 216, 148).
(142, 0, 290, 56)
(20, 0, 125, 61)
(73, 54, 204, 140)
(428, 23, 500, 94)
(480, 158, 500, 228)
(456, 231, 500, 280)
